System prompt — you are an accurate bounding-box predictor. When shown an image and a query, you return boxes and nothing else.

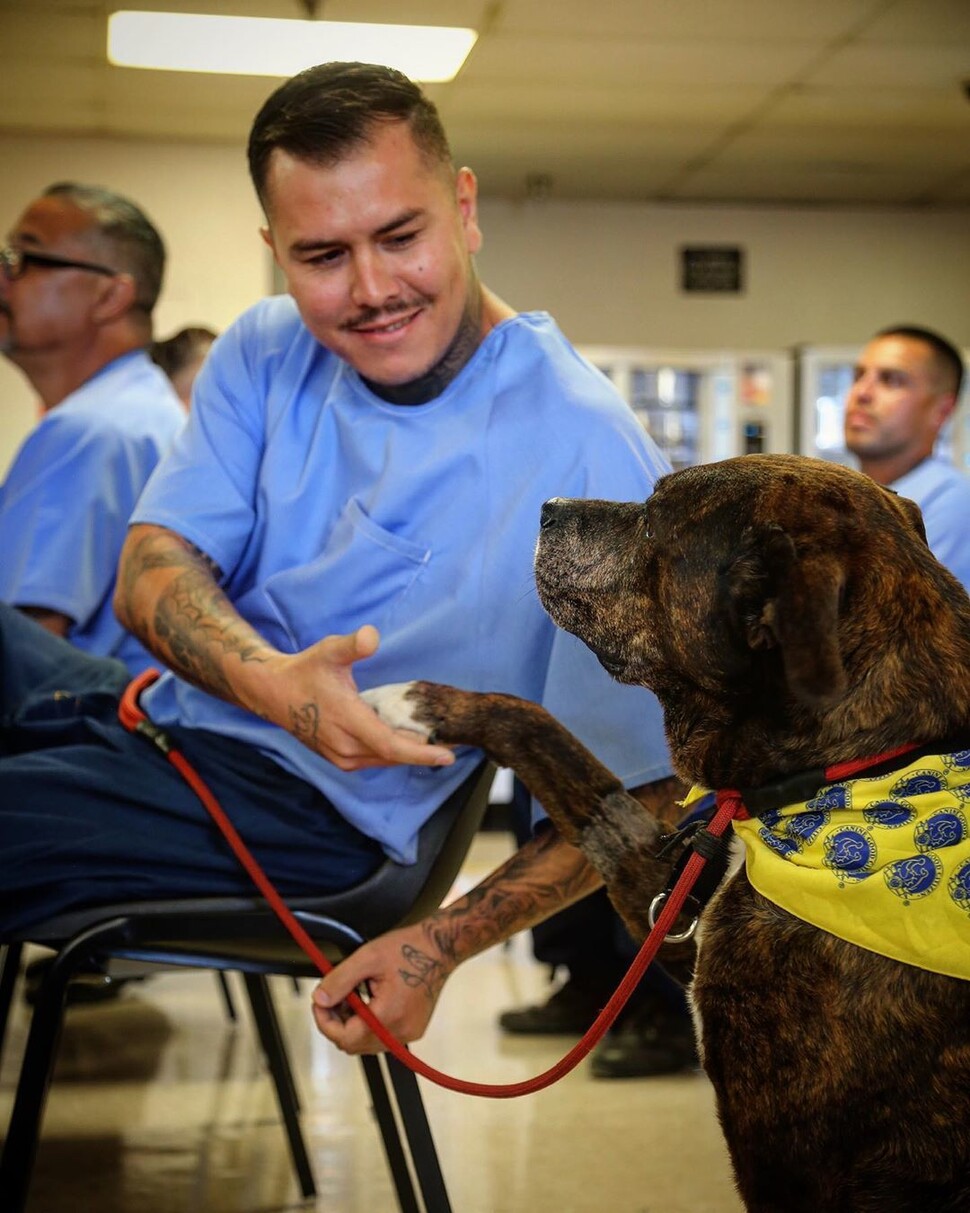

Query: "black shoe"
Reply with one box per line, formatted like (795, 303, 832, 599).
(591, 1000, 699, 1079)
(498, 975, 610, 1035)
(23, 955, 139, 1008)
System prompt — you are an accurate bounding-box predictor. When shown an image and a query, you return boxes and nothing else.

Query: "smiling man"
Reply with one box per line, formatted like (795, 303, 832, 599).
(844, 324, 970, 592)
(0, 64, 680, 1065)
(257, 119, 511, 401)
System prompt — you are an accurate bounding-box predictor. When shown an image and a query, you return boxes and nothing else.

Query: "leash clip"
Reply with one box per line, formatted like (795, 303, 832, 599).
(648, 819, 733, 945)
(134, 717, 173, 755)
(653, 819, 705, 863)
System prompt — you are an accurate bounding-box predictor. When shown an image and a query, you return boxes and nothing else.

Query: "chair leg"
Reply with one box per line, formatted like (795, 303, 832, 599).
(386, 1052, 453, 1213)
(360, 1053, 421, 1213)
(0, 944, 75, 1213)
(0, 941, 24, 1068)
(242, 973, 315, 1200)
(215, 970, 238, 1022)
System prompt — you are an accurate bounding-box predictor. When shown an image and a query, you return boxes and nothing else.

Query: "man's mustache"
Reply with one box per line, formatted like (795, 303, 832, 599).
(341, 299, 425, 331)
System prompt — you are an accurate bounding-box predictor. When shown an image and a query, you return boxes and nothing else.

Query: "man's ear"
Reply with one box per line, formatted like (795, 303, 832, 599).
(92, 272, 138, 324)
(259, 225, 286, 285)
(934, 390, 957, 433)
(726, 524, 848, 709)
(455, 166, 482, 256)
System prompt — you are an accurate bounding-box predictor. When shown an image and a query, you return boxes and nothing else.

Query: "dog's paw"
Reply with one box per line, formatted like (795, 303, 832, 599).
(361, 682, 433, 740)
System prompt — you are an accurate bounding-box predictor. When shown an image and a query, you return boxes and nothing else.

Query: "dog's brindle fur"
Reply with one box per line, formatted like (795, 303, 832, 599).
(367, 454, 970, 1212)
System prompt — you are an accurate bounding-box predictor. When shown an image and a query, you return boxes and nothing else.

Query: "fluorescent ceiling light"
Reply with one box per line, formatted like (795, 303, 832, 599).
(107, 11, 477, 83)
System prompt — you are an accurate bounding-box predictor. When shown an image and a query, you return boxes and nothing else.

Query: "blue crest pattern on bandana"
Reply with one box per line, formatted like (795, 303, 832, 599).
(692, 750, 970, 979)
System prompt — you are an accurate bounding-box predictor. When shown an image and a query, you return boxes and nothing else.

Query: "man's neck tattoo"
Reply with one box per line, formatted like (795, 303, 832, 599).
(363, 301, 485, 406)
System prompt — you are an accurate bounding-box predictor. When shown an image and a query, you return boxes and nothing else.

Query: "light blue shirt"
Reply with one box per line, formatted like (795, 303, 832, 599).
(133, 295, 673, 862)
(0, 351, 185, 673)
(892, 455, 970, 593)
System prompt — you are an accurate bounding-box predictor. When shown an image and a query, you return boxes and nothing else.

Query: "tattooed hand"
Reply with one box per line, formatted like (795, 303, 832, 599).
(114, 523, 456, 771)
(311, 923, 453, 1053)
(312, 829, 602, 1053)
(262, 627, 456, 771)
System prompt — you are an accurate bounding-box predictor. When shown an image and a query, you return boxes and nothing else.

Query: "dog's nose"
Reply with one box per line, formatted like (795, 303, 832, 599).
(540, 498, 566, 529)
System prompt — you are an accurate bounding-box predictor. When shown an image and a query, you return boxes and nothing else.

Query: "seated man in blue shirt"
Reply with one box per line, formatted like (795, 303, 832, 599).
(0, 183, 186, 674)
(844, 324, 970, 592)
(0, 64, 683, 1058)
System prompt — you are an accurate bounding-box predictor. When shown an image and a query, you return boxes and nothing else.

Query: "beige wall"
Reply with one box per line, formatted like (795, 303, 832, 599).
(477, 198, 970, 352)
(2, 131, 969, 475)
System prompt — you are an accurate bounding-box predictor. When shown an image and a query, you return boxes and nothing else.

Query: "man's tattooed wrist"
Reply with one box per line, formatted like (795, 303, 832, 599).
(398, 944, 445, 1001)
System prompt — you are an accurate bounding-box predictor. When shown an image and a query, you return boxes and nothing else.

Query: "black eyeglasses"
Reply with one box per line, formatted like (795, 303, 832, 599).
(0, 243, 119, 282)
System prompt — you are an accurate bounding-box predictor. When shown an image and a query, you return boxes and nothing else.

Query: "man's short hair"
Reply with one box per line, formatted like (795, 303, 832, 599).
(150, 326, 217, 379)
(247, 61, 453, 210)
(876, 324, 965, 400)
(43, 182, 165, 314)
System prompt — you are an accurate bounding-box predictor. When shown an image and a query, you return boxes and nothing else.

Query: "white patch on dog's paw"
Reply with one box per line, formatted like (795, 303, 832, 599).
(361, 682, 431, 739)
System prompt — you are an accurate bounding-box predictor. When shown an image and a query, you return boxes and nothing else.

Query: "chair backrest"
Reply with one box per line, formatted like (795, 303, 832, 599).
(21, 760, 496, 956)
(288, 758, 497, 937)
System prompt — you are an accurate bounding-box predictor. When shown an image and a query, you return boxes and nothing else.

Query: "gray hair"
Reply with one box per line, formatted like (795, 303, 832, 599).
(43, 182, 166, 313)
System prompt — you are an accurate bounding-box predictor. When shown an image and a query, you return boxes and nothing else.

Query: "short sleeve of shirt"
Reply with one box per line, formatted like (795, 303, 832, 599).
(132, 309, 268, 579)
(0, 412, 137, 622)
(0, 352, 184, 669)
(894, 458, 970, 595)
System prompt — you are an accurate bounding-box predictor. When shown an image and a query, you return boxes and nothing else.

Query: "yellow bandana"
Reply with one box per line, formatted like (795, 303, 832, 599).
(686, 750, 970, 980)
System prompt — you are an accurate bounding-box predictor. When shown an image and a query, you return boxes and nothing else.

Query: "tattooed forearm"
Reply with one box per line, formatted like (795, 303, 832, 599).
(152, 569, 270, 685)
(418, 829, 601, 972)
(116, 525, 273, 701)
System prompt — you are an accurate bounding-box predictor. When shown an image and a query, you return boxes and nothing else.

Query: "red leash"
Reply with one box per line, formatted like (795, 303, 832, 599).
(119, 669, 738, 1099)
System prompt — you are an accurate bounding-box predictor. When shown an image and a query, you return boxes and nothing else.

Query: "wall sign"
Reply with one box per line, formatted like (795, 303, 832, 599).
(681, 246, 744, 294)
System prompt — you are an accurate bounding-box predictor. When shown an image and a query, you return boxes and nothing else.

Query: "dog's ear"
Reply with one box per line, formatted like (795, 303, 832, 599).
(726, 524, 847, 709)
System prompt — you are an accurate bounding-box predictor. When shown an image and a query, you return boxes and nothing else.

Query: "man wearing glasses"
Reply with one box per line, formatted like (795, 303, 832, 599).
(0, 183, 185, 675)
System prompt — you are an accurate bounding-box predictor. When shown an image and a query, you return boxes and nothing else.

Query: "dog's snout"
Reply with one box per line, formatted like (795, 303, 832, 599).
(540, 498, 567, 530)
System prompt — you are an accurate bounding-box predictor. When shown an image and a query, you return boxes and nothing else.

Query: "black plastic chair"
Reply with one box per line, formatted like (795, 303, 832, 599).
(0, 760, 495, 1213)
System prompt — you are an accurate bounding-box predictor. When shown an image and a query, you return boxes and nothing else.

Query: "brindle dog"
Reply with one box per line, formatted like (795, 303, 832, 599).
(365, 454, 970, 1212)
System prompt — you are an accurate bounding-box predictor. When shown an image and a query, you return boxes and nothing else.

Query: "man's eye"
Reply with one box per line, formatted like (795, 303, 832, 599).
(385, 231, 417, 249)
(304, 249, 343, 267)
(880, 371, 906, 389)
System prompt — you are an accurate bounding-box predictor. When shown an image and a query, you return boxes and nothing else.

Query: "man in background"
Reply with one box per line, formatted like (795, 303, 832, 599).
(0, 183, 185, 675)
(151, 324, 218, 409)
(844, 324, 970, 592)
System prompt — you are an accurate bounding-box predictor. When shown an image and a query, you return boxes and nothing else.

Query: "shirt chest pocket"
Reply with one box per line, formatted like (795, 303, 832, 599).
(261, 497, 432, 648)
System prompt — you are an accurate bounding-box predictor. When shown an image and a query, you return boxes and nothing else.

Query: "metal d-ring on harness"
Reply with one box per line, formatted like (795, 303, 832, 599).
(647, 808, 734, 943)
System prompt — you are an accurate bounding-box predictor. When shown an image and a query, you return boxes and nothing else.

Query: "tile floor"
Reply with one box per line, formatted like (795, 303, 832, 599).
(0, 833, 743, 1213)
